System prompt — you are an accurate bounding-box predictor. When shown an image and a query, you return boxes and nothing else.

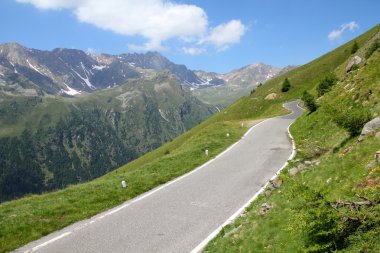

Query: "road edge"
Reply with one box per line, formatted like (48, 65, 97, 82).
(190, 101, 302, 253)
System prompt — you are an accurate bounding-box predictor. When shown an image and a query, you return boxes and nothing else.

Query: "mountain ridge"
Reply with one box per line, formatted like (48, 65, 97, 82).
(192, 62, 296, 107)
(0, 43, 212, 97)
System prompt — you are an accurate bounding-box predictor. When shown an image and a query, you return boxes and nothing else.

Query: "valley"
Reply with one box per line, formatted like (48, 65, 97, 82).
(0, 43, 288, 201)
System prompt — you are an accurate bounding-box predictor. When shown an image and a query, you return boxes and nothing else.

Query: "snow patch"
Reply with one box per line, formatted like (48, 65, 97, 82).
(80, 62, 92, 77)
(128, 62, 136, 67)
(70, 67, 96, 89)
(92, 65, 107, 70)
(26, 59, 43, 75)
(62, 83, 81, 96)
(159, 109, 169, 122)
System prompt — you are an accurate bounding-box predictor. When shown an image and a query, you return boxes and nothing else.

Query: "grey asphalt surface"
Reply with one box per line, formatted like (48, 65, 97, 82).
(15, 100, 303, 253)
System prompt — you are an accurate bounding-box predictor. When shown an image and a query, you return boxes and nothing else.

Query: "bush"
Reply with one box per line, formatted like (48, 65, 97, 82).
(316, 74, 337, 97)
(302, 91, 317, 112)
(365, 39, 380, 59)
(281, 78, 291, 92)
(291, 185, 345, 252)
(291, 184, 379, 253)
(327, 104, 372, 136)
(351, 40, 359, 54)
(351, 63, 360, 71)
(250, 88, 255, 95)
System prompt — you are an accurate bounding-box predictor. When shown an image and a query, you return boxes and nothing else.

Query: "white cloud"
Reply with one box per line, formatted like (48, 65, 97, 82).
(203, 20, 246, 51)
(16, 0, 247, 53)
(182, 47, 205, 55)
(328, 21, 359, 41)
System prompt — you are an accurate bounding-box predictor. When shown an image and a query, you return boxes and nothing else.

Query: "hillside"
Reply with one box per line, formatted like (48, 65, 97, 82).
(0, 23, 379, 253)
(205, 24, 380, 252)
(0, 71, 215, 202)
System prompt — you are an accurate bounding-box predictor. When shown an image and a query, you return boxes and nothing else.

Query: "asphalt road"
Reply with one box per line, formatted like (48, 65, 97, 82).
(15, 100, 303, 253)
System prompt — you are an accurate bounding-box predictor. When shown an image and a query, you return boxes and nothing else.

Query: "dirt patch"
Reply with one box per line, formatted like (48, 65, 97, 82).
(265, 93, 277, 100)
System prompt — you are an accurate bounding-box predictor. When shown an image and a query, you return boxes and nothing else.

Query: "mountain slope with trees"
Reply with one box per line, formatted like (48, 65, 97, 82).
(0, 71, 215, 202)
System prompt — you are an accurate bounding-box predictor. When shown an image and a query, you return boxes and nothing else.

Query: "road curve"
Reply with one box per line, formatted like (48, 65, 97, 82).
(15, 100, 303, 253)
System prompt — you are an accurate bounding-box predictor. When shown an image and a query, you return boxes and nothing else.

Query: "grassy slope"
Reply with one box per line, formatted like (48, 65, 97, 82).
(192, 85, 252, 108)
(0, 75, 212, 138)
(0, 24, 379, 253)
(205, 25, 380, 252)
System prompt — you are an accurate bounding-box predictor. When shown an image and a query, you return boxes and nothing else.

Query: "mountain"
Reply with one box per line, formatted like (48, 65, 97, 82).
(0, 43, 295, 201)
(0, 43, 293, 108)
(0, 43, 210, 98)
(0, 65, 215, 201)
(192, 63, 296, 107)
(1, 22, 379, 253)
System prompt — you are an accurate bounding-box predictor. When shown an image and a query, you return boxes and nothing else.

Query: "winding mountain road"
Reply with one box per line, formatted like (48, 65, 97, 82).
(16, 100, 303, 253)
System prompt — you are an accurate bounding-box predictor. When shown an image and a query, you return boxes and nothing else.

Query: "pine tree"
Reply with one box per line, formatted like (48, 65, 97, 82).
(281, 78, 291, 92)
(351, 40, 359, 54)
(302, 91, 317, 112)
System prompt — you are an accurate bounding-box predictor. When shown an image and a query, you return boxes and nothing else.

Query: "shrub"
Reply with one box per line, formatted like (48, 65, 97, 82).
(351, 63, 360, 71)
(351, 40, 359, 54)
(327, 104, 372, 136)
(365, 39, 380, 59)
(290, 185, 345, 252)
(302, 91, 317, 112)
(291, 184, 379, 253)
(250, 88, 256, 95)
(281, 78, 291, 92)
(316, 73, 337, 97)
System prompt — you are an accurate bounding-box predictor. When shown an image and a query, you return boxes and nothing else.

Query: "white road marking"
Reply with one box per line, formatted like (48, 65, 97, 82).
(190, 101, 302, 253)
(30, 232, 71, 252)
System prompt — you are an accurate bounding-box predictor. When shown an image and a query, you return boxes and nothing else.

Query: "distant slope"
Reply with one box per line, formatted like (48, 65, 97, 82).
(192, 63, 295, 108)
(0, 43, 208, 96)
(0, 71, 215, 201)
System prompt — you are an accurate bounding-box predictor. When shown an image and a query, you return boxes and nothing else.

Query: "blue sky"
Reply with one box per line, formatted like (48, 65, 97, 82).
(0, 0, 379, 73)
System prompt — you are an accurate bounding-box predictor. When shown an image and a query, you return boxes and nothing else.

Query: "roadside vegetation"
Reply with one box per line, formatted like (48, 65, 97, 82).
(0, 23, 379, 253)
(205, 24, 380, 252)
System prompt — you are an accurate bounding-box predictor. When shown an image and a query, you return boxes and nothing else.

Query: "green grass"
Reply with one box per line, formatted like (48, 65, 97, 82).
(0, 109, 276, 252)
(1, 23, 379, 253)
(204, 137, 380, 252)
(205, 25, 380, 252)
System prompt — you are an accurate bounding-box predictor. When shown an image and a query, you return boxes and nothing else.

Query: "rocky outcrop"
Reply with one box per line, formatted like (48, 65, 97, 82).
(265, 93, 277, 100)
(346, 56, 362, 72)
(0, 43, 207, 96)
(358, 117, 380, 141)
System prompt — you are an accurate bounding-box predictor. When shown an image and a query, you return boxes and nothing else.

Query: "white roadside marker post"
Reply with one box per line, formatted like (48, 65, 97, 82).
(205, 149, 209, 156)
(240, 122, 244, 128)
(121, 180, 127, 189)
(226, 133, 230, 137)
